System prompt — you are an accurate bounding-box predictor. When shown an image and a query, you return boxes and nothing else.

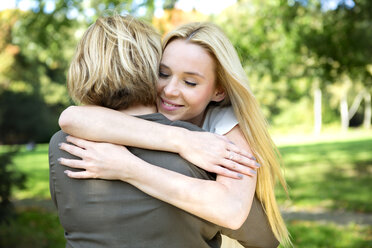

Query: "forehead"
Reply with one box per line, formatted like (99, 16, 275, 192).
(161, 39, 215, 73)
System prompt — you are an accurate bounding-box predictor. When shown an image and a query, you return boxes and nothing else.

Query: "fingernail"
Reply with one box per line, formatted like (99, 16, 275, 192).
(58, 143, 62, 148)
(255, 162, 261, 168)
(250, 169, 257, 174)
(58, 158, 62, 163)
(237, 173, 243, 179)
(64, 170, 69, 174)
(252, 156, 257, 161)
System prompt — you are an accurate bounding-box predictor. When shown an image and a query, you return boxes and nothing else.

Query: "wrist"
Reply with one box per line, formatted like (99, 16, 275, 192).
(124, 158, 149, 185)
(171, 127, 190, 155)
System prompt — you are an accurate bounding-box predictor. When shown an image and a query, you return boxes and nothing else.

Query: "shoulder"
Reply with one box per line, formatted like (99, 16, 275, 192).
(49, 130, 78, 162)
(139, 112, 204, 132)
(49, 130, 68, 154)
(171, 120, 204, 132)
(202, 105, 238, 135)
(50, 130, 67, 144)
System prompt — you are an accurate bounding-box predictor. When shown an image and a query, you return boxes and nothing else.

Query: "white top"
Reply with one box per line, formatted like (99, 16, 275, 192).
(202, 106, 238, 135)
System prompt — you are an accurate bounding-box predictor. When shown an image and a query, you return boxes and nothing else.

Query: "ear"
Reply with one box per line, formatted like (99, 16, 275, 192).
(211, 87, 226, 102)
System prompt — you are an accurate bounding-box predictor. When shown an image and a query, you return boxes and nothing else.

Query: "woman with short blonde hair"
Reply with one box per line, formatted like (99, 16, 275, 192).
(68, 15, 161, 110)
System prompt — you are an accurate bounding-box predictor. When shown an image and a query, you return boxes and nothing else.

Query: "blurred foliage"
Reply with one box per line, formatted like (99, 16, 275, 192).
(0, 1, 158, 144)
(153, 8, 207, 35)
(215, 0, 372, 125)
(0, 0, 371, 144)
(0, 148, 26, 224)
(0, 9, 69, 144)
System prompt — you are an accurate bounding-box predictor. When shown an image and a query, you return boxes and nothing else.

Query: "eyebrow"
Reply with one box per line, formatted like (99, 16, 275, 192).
(160, 63, 205, 79)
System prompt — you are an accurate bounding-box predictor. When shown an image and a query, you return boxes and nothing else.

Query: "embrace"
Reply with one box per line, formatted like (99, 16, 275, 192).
(49, 14, 290, 248)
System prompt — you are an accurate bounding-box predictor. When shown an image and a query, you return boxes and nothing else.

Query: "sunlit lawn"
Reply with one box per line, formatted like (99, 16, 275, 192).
(1, 130, 372, 247)
(0, 209, 65, 248)
(1, 209, 370, 248)
(283, 220, 372, 248)
(275, 132, 372, 212)
(10, 143, 51, 199)
(9, 131, 372, 213)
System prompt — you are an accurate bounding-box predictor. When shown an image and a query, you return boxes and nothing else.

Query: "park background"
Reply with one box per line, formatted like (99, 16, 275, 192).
(0, 0, 371, 247)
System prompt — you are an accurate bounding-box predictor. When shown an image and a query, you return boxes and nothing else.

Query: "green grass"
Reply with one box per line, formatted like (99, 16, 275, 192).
(0, 208, 65, 248)
(1, 131, 372, 247)
(1, 207, 370, 248)
(276, 137, 372, 212)
(5, 144, 51, 199)
(5, 131, 372, 213)
(282, 221, 372, 248)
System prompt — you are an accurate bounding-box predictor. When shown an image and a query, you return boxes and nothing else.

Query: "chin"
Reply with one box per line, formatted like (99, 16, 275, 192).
(159, 111, 178, 121)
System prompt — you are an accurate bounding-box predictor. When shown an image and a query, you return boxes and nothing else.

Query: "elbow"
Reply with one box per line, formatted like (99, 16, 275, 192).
(218, 201, 251, 230)
(58, 106, 78, 132)
(226, 218, 245, 231)
(223, 213, 249, 230)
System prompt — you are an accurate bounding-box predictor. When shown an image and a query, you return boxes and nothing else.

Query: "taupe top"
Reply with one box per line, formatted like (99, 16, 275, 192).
(49, 113, 279, 248)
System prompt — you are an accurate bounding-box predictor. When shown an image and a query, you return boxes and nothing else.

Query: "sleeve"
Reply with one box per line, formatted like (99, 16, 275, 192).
(202, 106, 238, 135)
(220, 197, 279, 248)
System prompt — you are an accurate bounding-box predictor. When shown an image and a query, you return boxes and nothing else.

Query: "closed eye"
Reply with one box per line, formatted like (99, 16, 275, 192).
(185, 80, 197, 86)
(159, 71, 169, 78)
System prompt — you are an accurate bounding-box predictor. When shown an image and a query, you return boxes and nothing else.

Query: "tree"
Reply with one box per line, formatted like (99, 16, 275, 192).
(153, 8, 207, 35)
(0, 9, 69, 144)
(215, 0, 314, 124)
(216, 0, 372, 131)
(0, 148, 26, 224)
(302, 0, 372, 130)
(0, 0, 163, 144)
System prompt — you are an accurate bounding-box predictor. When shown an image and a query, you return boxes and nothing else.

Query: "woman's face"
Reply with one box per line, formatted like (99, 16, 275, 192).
(156, 39, 224, 126)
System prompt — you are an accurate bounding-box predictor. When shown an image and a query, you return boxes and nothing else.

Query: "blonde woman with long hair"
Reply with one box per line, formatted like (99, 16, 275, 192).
(59, 21, 291, 247)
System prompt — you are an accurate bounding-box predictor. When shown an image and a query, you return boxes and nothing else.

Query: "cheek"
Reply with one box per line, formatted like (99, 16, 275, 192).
(156, 81, 164, 94)
(187, 89, 213, 108)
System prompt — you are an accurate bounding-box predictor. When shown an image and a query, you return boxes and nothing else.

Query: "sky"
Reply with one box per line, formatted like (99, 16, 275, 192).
(0, 0, 238, 15)
(0, 0, 356, 16)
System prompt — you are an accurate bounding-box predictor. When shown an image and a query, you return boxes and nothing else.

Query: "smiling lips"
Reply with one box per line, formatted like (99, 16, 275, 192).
(160, 97, 183, 111)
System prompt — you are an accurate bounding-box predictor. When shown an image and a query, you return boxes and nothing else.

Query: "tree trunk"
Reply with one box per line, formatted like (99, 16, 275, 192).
(348, 91, 365, 120)
(340, 95, 349, 131)
(364, 92, 371, 129)
(314, 88, 322, 134)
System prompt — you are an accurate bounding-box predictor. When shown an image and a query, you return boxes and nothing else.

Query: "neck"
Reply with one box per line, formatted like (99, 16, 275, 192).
(119, 104, 157, 116)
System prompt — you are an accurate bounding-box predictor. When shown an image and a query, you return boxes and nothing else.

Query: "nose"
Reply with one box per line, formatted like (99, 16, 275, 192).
(162, 77, 180, 97)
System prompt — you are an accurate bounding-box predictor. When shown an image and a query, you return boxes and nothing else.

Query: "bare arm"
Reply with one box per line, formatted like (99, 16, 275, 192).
(59, 105, 182, 152)
(59, 125, 256, 229)
(59, 105, 259, 178)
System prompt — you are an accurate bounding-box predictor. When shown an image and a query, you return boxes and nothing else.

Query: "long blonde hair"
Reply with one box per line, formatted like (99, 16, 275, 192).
(163, 22, 291, 247)
(67, 14, 162, 110)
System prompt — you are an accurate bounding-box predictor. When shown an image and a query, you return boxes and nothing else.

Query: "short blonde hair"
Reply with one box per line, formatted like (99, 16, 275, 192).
(67, 15, 161, 110)
(163, 23, 291, 247)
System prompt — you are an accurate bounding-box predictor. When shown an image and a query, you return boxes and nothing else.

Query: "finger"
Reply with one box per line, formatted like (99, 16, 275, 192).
(64, 170, 94, 179)
(228, 152, 261, 169)
(212, 165, 242, 179)
(66, 135, 94, 149)
(220, 158, 257, 177)
(58, 157, 87, 169)
(227, 144, 256, 161)
(59, 142, 86, 158)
